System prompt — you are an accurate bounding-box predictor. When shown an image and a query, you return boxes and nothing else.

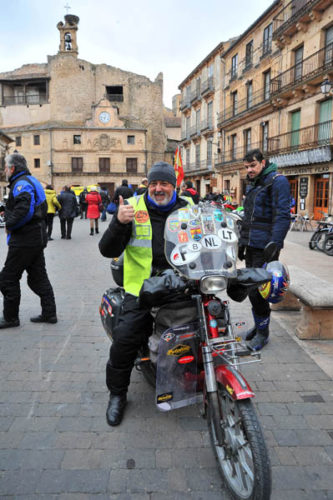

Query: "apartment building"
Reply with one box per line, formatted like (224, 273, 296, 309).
(178, 41, 232, 197)
(180, 0, 333, 219)
(0, 14, 167, 197)
(269, 0, 333, 219)
(216, 1, 281, 204)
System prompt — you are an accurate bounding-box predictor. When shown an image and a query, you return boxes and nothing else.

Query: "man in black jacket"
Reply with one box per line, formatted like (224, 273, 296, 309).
(112, 179, 133, 204)
(180, 180, 200, 204)
(99, 162, 193, 426)
(0, 153, 57, 328)
(57, 186, 78, 239)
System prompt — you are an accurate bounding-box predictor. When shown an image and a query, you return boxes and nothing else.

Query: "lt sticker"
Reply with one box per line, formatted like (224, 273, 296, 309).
(218, 228, 238, 243)
(135, 210, 149, 223)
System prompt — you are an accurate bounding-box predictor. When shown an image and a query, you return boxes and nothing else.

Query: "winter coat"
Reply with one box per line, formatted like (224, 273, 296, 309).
(5, 171, 48, 247)
(239, 162, 291, 250)
(100, 188, 110, 206)
(112, 184, 134, 203)
(45, 188, 61, 214)
(57, 191, 78, 219)
(86, 191, 102, 219)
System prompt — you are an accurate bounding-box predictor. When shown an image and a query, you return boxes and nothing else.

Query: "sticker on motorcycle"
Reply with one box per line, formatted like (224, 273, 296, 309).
(214, 210, 224, 222)
(161, 331, 176, 342)
(178, 209, 190, 221)
(218, 228, 238, 243)
(190, 227, 202, 241)
(189, 219, 200, 227)
(167, 219, 180, 232)
(226, 217, 234, 229)
(201, 234, 222, 250)
(170, 245, 198, 265)
(157, 392, 173, 403)
(178, 231, 189, 243)
(167, 344, 191, 356)
(226, 245, 236, 261)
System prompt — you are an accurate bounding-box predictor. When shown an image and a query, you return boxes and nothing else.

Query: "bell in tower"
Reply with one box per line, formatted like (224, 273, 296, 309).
(57, 14, 80, 55)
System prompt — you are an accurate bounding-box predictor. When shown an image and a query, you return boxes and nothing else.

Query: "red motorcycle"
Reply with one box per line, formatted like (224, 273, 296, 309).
(100, 203, 275, 499)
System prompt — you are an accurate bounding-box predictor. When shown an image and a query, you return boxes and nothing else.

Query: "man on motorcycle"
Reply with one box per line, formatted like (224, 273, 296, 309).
(238, 149, 290, 351)
(99, 161, 194, 426)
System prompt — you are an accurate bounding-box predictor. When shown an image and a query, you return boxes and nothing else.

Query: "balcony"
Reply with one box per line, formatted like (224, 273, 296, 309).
(270, 43, 333, 98)
(200, 118, 214, 134)
(215, 141, 264, 167)
(267, 120, 333, 154)
(106, 94, 123, 102)
(190, 88, 201, 105)
(181, 129, 191, 142)
(2, 94, 48, 106)
(217, 87, 271, 127)
(273, 0, 329, 43)
(201, 76, 215, 97)
(187, 159, 214, 175)
(190, 125, 201, 140)
(180, 97, 191, 111)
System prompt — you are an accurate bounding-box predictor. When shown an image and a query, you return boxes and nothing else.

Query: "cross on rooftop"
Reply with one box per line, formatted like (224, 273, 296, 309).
(64, 2, 71, 14)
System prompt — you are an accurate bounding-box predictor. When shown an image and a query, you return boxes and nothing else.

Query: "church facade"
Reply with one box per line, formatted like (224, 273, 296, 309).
(0, 14, 167, 196)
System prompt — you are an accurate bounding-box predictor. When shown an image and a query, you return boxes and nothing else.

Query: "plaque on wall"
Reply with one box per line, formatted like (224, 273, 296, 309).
(299, 177, 308, 198)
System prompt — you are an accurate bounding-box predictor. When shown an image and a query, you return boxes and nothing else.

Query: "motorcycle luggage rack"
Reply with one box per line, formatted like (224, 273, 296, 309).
(209, 337, 261, 366)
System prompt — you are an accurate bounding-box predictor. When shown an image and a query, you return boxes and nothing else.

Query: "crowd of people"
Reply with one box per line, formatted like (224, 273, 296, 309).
(0, 150, 290, 428)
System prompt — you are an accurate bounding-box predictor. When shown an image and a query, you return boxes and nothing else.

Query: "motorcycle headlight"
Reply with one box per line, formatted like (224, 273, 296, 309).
(200, 275, 227, 294)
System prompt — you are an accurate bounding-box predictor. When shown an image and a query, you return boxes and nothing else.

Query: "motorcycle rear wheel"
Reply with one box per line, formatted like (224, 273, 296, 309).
(323, 235, 333, 256)
(207, 384, 271, 500)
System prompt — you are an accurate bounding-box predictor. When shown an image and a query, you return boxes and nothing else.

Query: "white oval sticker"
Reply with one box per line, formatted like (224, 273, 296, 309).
(218, 228, 238, 243)
(201, 234, 222, 250)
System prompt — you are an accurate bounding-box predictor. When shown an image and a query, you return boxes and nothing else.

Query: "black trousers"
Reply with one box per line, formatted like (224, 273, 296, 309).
(245, 247, 274, 318)
(46, 213, 54, 238)
(60, 217, 74, 238)
(106, 294, 153, 395)
(0, 246, 56, 321)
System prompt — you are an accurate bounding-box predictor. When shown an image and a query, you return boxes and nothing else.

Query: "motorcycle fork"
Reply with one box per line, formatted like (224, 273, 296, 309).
(193, 294, 224, 445)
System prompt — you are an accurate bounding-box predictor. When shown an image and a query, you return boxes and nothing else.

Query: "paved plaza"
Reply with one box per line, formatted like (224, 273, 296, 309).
(0, 216, 332, 499)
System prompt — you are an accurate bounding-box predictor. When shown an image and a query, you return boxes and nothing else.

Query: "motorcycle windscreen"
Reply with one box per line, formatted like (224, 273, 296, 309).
(156, 322, 201, 411)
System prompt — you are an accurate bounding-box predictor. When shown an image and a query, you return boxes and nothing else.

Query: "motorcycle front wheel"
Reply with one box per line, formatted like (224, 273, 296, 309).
(207, 383, 271, 500)
(323, 234, 333, 256)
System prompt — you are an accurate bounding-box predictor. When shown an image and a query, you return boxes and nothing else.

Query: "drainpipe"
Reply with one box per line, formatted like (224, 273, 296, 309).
(49, 128, 53, 184)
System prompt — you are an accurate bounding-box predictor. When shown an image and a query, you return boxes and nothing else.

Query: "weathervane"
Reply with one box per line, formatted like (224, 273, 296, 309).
(64, 2, 71, 14)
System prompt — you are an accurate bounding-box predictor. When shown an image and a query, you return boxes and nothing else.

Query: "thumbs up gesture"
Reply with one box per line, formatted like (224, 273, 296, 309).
(117, 195, 135, 224)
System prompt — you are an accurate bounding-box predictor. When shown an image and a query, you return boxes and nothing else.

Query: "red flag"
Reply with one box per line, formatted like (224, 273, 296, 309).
(174, 147, 184, 188)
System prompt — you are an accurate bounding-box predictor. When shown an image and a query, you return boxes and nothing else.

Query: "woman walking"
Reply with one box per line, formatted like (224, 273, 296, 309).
(45, 184, 61, 240)
(86, 187, 102, 235)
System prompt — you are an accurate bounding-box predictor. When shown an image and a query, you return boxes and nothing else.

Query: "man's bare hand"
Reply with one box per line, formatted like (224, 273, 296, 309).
(117, 195, 134, 224)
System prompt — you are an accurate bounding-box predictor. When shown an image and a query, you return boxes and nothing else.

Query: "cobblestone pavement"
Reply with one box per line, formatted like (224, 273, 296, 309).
(0, 217, 332, 499)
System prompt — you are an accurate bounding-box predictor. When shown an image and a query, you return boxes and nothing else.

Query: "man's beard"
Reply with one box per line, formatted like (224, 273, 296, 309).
(150, 191, 172, 206)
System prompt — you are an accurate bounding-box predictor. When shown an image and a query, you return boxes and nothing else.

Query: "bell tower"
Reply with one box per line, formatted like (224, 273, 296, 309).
(57, 14, 80, 56)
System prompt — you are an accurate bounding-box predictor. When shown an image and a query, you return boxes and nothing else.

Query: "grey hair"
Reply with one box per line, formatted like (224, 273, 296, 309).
(5, 153, 30, 174)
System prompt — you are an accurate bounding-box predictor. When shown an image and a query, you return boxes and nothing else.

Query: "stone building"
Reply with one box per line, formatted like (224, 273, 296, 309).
(0, 14, 168, 196)
(0, 131, 13, 196)
(179, 0, 333, 218)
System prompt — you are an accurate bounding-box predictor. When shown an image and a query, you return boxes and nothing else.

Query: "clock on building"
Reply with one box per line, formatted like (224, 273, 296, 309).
(99, 111, 111, 124)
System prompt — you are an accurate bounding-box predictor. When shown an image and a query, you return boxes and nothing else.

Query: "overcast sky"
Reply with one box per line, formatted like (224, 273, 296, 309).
(0, 0, 273, 107)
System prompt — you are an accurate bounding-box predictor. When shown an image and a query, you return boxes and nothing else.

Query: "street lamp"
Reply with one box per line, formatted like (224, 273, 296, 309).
(320, 79, 332, 95)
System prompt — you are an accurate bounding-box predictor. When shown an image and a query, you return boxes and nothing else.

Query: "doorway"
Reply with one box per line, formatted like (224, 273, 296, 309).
(313, 177, 329, 220)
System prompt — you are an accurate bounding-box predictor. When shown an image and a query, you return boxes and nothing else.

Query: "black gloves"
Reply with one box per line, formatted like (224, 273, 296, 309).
(238, 245, 246, 261)
(263, 242, 278, 263)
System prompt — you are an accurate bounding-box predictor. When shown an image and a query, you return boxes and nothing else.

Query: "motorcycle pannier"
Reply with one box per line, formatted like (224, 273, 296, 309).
(100, 287, 125, 340)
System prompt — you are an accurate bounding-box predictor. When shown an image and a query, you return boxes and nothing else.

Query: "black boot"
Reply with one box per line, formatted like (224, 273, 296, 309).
(30, 314, 57, 324)
(0, 317, 20, 329)
(106, 394, 127, 426)
(90, 228, 94, 236)
(247, 313, 270, 351)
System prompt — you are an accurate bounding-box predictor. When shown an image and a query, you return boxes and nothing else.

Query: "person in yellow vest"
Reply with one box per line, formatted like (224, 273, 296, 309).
(99, 161, 193, 426)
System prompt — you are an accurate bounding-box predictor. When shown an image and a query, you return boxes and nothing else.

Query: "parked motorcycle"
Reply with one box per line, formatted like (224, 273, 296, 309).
(100, 202, 276, 500)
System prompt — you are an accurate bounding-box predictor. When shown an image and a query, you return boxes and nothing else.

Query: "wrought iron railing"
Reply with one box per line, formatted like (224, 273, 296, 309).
(217, 87, 270, 125)
(215, 141, 264, 166)
(201, 76, 215, 95)
(271, 43, 333, 94)
(2, 94, 47, 105)
(188, 160, 213, 173)
(273, 0, 317, 38)
(267, 120, 333, 153)
(224, 40, 274, 86)
(180, 97, 191, 110)
(201, 118, 213, 132)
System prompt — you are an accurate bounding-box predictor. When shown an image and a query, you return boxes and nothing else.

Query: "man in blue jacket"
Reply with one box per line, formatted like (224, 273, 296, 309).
(0, 153, 57, 328)
(238, 149, 290, 351)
